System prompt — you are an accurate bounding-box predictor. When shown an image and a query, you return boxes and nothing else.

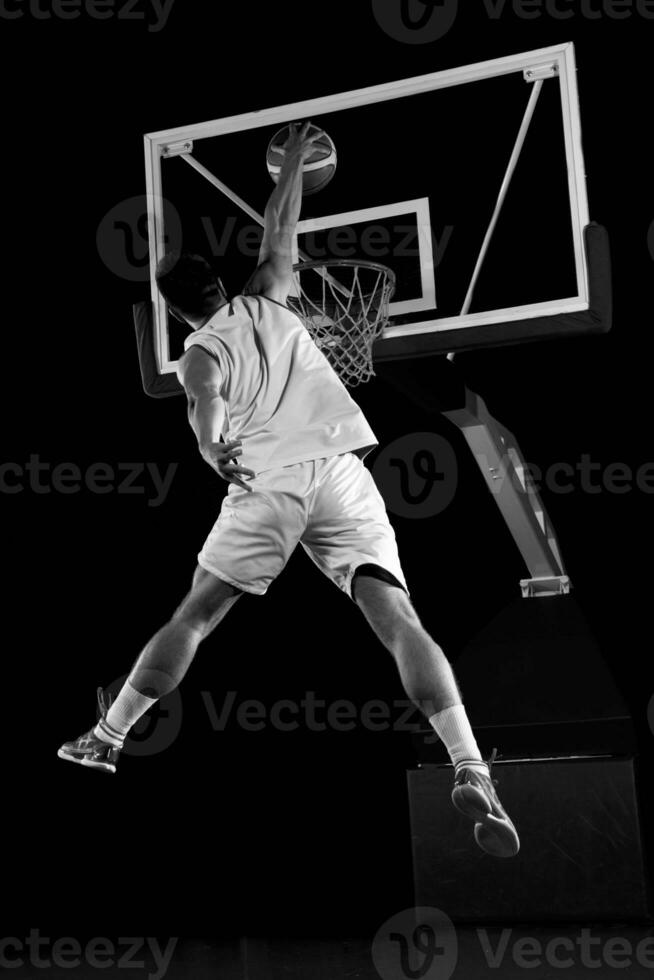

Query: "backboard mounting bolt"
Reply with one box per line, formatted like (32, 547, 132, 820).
(524, 63, 559, 83)
(161, 140, 194, 158)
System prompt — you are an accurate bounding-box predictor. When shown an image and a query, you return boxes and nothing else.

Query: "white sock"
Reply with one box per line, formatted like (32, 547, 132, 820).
(94, 681, 157, 748)
(428, 704, 489, 775)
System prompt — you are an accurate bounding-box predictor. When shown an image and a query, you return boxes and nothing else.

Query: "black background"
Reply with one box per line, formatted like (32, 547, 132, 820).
(2, 0, 653, 960)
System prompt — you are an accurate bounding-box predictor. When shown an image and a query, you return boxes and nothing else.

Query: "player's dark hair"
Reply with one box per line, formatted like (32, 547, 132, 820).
(155, 251, 222, 318)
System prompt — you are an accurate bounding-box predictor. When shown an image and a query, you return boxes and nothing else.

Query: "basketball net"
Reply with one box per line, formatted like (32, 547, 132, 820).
(288, 259, 396, 387)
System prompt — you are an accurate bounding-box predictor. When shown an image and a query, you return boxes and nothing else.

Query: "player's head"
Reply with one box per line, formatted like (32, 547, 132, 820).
(155, 251, 227, 326)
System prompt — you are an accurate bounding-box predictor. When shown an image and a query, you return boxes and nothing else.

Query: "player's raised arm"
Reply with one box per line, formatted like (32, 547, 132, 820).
(245, 122, 325, 303)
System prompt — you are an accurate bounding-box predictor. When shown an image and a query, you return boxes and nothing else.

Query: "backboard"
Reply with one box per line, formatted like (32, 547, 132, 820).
(143, 42, 609, 382)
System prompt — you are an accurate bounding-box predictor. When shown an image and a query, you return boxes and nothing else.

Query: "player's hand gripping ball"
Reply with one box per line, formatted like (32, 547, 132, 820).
(267, 121, 337, 196)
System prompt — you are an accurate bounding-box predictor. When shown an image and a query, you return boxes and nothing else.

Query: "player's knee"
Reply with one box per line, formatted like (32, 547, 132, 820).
(353, 568, 413, 613)
(175, 567, 242, 633)
(354, 571, 419, 646)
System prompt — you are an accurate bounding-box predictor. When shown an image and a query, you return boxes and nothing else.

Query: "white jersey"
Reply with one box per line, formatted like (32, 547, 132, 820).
(183, 294, 378, 475)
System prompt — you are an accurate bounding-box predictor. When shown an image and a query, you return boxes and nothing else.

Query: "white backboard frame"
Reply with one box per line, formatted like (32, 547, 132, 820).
(144, 42, 589, 375)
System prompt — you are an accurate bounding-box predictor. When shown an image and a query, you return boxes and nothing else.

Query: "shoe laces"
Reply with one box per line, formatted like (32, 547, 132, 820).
(487, 747, 499, 786)
(96, 687, 113, 721)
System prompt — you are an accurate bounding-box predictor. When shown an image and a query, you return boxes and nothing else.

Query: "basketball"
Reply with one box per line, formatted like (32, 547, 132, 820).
(266, 124, 337, 196)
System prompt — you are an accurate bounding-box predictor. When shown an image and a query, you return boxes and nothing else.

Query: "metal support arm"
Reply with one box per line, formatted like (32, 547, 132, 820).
(443, 387, 571, 598)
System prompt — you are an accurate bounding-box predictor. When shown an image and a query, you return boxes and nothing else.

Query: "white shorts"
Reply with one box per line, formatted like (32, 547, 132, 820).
(197, 451, 409, 601)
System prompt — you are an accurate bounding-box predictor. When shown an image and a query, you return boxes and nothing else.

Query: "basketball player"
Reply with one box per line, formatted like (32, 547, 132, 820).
(59, 123, 519, 858)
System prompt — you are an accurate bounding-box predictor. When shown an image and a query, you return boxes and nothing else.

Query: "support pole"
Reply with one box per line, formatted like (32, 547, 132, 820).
(443, 386, 570, 597)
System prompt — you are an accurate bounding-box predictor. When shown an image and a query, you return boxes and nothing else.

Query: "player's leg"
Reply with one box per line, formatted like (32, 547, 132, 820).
(302, 453, 519, 857)
(127, 565, 241, 699)
(351, 570, 491, 780)
(353, 573, 519, 858)
(59, 470, 307, 773)
(351, 570, 462, 716)
(57, 567, 242, 773)
(301, 455, 470, 724)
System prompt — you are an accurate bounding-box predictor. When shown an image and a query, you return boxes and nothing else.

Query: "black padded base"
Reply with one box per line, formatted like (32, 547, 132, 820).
(374, 222, 612, 362)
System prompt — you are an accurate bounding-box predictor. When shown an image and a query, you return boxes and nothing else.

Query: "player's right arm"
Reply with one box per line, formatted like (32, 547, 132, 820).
(244, 122, 325, 303)
(177, 347, 255, 491)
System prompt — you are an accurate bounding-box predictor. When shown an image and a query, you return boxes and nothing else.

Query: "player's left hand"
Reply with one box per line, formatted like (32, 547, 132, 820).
(201, 439, 255, 492)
